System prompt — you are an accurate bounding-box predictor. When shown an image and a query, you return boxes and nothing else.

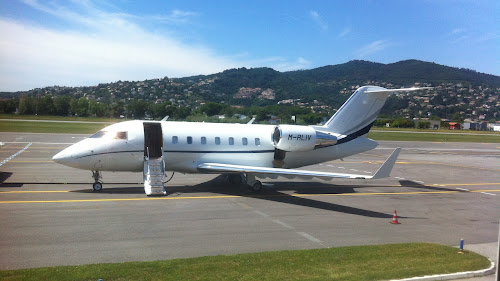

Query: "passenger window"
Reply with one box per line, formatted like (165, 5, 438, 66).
(201, 137, 207, 145)
(242, 137, 248, 145)
(215, 137, 221, 145)
(255, 138, 260, 146)
(172, 136, 178, 144)
(229, 137, 234, 145)
(187, 136, 193, 144)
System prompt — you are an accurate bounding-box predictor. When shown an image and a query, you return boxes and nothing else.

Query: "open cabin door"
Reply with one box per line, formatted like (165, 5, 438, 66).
(143, 122, 166, 196)
(143, 122, 163, 158)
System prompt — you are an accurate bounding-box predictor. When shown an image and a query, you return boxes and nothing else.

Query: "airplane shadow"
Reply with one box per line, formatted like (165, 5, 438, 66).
(69, 175, 424, 219)
(398, 180, 458, 192)
(0, 172, 23, 188)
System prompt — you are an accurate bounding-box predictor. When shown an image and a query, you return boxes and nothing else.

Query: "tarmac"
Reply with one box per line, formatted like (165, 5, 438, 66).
(0, 132, 499, 280)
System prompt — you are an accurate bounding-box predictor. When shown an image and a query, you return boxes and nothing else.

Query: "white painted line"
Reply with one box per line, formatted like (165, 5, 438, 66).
(2, 141, 74, 145)
(272, 219, 294, 230)
(318, 164, 323, 166)
(455, 188, 469, 191)
(327, 165, 334, 167)
(338, 167, 345, 169)
(363, 171, 371, 174)
(0, 142, 32, 167)
(350, 169, 358, 172)
(480, 192, 496, 196)
(296, 232, 322, 244)
(253, 210, 270, 218)
(414, 180, 425, 184)
(395, 177, 405, 180)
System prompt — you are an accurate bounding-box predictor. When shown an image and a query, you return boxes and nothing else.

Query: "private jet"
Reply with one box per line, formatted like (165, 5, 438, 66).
(52, 86, 429, 195)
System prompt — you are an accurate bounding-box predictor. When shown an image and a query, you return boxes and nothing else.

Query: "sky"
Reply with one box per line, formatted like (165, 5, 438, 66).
(0, 0, 498, 92)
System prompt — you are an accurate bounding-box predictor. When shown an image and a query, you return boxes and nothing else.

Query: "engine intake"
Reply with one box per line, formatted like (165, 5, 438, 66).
(272, 125, 317, 152)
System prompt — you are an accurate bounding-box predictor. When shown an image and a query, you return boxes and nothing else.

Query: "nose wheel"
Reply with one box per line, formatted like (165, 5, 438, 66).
(92, 171, 103, 192)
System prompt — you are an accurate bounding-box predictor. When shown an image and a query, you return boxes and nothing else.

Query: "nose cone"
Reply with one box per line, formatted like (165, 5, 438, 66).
(52, 149, 72, 165)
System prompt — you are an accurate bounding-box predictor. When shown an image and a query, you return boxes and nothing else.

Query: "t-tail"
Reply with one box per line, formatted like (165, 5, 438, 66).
(318, 86, 431, 136)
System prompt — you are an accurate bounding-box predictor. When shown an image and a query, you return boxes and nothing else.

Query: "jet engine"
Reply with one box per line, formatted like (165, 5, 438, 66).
(272, 125, 339, 153)
(272, 125, 317, 152)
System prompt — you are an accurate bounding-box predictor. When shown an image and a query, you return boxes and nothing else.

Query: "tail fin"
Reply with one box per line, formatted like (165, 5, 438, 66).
(320, 86, 431, 135)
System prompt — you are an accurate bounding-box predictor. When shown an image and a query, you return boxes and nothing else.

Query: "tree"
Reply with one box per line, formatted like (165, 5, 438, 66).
(69, 98, 78, 116)
(173, 107, 191, 119)
(127, 99, 148, 119)
(53, 96, 70, 116)
(76, 97, 89, 117)
(451, 112, 464, 123)
(18, 95, 34, 115)
(392, 118, 415, 128)
(200, 102, 223, 116)
(417, 121, 431, 129)
(0, 98, 18, 113)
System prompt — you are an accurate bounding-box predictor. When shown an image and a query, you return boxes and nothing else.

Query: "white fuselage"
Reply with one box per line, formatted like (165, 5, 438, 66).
(53, 120, 378, 173)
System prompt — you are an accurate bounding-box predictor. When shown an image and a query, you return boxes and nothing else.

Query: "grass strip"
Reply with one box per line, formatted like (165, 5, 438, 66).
(0, 114, 121, 122)
(367, 131, 500, 143)
(1, 119, 499, 143)
(0, 243, 491, 281)
(0, 120, 107, 134)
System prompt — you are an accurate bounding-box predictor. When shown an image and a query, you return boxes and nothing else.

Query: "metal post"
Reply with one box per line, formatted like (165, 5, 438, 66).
(496, 217, 499, 279)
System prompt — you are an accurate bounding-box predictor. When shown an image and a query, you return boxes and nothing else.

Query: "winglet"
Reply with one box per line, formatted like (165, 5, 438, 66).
(371, 148, 401, 179)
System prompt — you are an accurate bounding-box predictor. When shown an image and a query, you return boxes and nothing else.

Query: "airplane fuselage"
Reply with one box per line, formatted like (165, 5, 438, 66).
(55, 120, 378, 173)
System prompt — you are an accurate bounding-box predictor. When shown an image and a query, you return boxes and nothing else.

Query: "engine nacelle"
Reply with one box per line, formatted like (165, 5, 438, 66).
(272, 125, 317, 152)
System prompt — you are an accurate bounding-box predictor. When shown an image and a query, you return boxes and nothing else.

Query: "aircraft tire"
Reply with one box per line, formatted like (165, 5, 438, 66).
(93, 182, 103, 192)
(250, 181, 262, 192)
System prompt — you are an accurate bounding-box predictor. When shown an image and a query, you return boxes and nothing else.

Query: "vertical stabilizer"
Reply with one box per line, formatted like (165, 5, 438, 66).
(320, 86, 430, 136)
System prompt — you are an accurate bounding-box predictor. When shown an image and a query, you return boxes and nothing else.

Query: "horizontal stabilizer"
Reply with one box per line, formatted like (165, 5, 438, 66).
(364, 87, 433, 94)
(197, 147, 401, 180)
(371, 147, 401, 179)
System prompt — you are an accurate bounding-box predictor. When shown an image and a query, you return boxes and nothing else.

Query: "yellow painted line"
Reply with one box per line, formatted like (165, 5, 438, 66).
(1, 183, 499, 194)
(0, 189, 499, 204)
(437, 183, 500, 187)
(0, 191, 70, 193)
(395, 161, 500, 171)
(0, 195, 242, 204)
(10, 160, 53, 163)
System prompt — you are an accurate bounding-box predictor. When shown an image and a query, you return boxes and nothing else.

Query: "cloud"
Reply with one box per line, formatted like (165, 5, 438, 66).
(309, 10, 328, 31)
(337, 27, 351, 38)
(0, 1, 309, 91)
(246, 56, 312, 72)
(356, 40, 390, 58)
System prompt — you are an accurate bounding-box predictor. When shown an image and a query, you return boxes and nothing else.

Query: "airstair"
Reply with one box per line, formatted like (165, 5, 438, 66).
(143, 122, 166, 196)
(144, 148, 166, 196)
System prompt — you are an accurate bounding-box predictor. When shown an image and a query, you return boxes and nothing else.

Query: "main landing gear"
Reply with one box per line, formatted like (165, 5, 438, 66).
(226, 173, 262, 192)
(245, 174, 262, 193)
(92, 171, 103, 191)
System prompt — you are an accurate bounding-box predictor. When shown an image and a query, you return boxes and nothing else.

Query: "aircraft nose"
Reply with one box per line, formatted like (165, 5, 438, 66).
(52, 149, 72, 165)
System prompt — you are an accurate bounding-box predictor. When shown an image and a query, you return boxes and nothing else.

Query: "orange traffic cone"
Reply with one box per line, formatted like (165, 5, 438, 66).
(390, 210, 400, 224)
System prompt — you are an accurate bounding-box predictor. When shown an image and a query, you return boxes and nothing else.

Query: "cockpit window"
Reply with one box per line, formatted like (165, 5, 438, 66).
(90, 131, 107, 138)
(90, 131, 128, 140)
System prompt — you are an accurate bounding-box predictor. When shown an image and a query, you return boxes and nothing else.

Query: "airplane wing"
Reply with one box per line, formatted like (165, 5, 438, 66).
(198, 148, 401, 180)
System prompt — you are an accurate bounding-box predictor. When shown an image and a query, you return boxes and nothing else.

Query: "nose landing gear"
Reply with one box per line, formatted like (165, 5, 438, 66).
(92, 171, 103, 191)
